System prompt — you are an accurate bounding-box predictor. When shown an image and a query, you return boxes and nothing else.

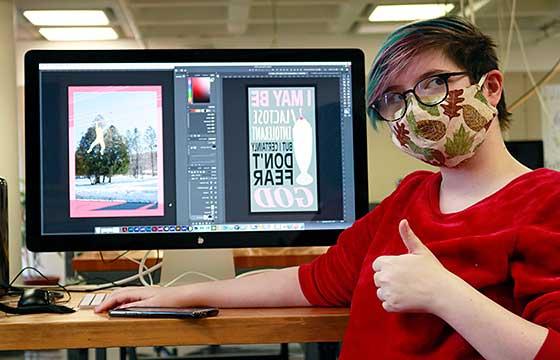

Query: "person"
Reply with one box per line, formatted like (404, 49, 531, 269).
(95, 16, 560, 359)
(87, 114, 106, 155)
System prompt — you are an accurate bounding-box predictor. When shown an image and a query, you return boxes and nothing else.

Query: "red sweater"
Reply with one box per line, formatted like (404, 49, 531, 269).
(299, 168, 560, 359)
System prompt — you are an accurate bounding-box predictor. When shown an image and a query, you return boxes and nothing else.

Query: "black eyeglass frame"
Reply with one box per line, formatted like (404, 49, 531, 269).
(370, 71, 470, 122)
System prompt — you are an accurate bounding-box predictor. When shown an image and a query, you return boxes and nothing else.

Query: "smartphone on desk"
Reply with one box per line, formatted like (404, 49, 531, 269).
(108, 307, 219, 319)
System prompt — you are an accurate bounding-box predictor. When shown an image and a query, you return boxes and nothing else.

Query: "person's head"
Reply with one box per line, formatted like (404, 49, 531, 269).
(366, 15, 509, 130)
(366, 16, 508, 167)
(94, 114, 105, 124)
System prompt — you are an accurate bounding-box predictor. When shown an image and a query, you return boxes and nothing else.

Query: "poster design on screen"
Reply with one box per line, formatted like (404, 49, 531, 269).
(68, 86, 164, 218)
(248, 87, 318, 213)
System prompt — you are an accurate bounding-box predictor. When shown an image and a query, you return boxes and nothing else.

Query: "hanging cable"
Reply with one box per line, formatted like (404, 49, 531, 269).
(503, 0, 517, 73)
(128, 253, 153, 286)
(508, 57, 560, 113)
(271, 0, 278, 47)
(509, 18, 552, 122)
(467, 0, 476, 24)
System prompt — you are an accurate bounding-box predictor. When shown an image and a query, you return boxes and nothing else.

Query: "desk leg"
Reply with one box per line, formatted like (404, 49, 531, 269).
(95, 348, 107, 360)
(280, 343, 289, 360)
(120, 347, 138, 360)
(304, 342, 340, 360)
(68, 349, 89, 360)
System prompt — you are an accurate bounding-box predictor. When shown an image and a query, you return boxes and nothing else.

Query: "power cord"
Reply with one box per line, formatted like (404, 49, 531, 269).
(65, 249, 280, 291)
(67, 259, 163, 292)
(162, 271, 219, 288)
(138, 250, 161, 287)
(128, 253, 154, 286)
(99, 250, 130, 263)
(7, 266, 71, 304)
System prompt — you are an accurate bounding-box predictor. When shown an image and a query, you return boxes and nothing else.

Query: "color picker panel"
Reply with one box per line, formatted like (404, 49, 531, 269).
(189, 77, 211, 103)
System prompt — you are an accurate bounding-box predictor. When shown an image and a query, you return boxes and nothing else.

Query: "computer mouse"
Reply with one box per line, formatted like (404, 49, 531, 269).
(17, 288, 52, 307)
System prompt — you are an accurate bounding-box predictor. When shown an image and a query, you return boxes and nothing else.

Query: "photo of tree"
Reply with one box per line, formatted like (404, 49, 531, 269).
(68, 86, 164, 218)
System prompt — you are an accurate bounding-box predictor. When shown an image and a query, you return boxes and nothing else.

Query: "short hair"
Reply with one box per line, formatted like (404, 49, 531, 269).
(366, 16, 510, 130)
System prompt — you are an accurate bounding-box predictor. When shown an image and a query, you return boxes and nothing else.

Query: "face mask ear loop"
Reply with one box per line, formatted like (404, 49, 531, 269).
(477, 73, 488, 90)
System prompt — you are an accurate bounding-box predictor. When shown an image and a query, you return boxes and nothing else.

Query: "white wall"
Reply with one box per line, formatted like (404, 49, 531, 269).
(1, 0, 22, 280)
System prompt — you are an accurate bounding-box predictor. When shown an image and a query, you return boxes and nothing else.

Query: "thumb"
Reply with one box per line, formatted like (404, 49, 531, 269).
(399, 219, 427, 254)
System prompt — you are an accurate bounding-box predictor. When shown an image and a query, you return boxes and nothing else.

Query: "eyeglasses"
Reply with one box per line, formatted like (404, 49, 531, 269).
(370, 71, 470, 122)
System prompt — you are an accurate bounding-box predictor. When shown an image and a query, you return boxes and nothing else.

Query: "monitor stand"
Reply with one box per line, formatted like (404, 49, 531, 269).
(159, 249, 235, 287)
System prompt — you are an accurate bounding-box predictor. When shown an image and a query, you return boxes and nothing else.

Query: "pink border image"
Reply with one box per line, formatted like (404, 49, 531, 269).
(68, 86, 164, 218)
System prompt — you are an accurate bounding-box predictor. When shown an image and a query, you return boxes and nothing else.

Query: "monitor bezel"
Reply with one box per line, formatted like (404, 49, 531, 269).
(25, 48, 369, 252)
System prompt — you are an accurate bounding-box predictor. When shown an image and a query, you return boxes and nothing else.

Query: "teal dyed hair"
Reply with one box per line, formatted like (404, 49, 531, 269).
(366, 16, 510, 130)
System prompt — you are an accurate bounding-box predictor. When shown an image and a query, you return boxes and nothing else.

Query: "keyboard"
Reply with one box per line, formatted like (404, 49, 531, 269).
(78, 293, 108, 309)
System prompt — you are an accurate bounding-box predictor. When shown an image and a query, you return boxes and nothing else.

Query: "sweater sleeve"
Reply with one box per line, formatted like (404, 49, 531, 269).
(297, 170, 432, 307)
(511, 192, 560, 360)
(298, 201, 385, 306)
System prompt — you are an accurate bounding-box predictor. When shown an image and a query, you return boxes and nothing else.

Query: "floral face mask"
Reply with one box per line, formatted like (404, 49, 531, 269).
(389, 75, 497, 167)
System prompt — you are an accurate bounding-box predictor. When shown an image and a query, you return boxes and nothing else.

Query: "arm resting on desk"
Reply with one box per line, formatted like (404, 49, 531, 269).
(95, 266, 310, 312)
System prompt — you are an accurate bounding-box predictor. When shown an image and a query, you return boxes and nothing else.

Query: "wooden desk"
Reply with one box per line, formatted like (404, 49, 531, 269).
(0, 294, 349, 351)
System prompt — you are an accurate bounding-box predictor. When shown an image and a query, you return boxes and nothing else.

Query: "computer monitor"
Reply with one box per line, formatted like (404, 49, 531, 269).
(25, 49, 368, 252)
(504, 140, 544, 170)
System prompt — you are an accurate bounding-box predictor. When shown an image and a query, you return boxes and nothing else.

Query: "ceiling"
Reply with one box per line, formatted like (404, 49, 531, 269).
(14, 0, 560, 48)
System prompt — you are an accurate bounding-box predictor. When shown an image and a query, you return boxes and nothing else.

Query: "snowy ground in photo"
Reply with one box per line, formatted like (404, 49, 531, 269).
(75, 175, 159, 203)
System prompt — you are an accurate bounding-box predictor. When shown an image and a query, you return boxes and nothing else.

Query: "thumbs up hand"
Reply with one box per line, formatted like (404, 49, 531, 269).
(399, 218, 431, 255)
(372, 219, 456, 314)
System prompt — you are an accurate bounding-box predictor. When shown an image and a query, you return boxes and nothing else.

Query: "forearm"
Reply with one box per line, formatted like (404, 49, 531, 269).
(433, 273, 548, 360)
(181, 266, 311, 308)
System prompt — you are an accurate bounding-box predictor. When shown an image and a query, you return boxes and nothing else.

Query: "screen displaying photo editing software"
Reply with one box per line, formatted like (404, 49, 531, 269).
(38, 61, 357, 236)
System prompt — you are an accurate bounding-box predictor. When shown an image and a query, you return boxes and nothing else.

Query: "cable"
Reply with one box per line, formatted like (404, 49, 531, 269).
(48, 251, 163, 292)
(73, 249, 277, 290)
(503, 0, 516, 73)
(508, 57, 560, 113)
(66, 260, 163, 292)
(162, 271, 219, 288)
(467, 0, 476, 24)
(511, 17, 552, 122)
(72, 274, 123, 289)
(99, 250, 130, 263)
(270, 0, 278, 48)
(8, 266, 71, 304)
(127, 253, 154, 286)
(138, 251, 150, 286)
(499, 0, 557, 126)
(138, 250, 158, 287)
(496, 0, 505, 64)
(12, 253, 161, 293)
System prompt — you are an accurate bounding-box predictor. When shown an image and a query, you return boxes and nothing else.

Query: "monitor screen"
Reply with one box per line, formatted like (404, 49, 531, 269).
(505, 140, 544, 170)
(25, 49, 368, 251)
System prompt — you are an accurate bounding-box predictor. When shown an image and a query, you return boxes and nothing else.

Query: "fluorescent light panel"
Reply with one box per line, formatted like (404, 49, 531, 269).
(369, 4, 455, 22)
(23, 10, 109, 26)
(38, 27, 119, 41)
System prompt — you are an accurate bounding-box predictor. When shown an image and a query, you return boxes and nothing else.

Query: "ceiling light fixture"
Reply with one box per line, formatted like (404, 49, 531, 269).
(23, 10, 109, 26)
(368, 4, 455, 22)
